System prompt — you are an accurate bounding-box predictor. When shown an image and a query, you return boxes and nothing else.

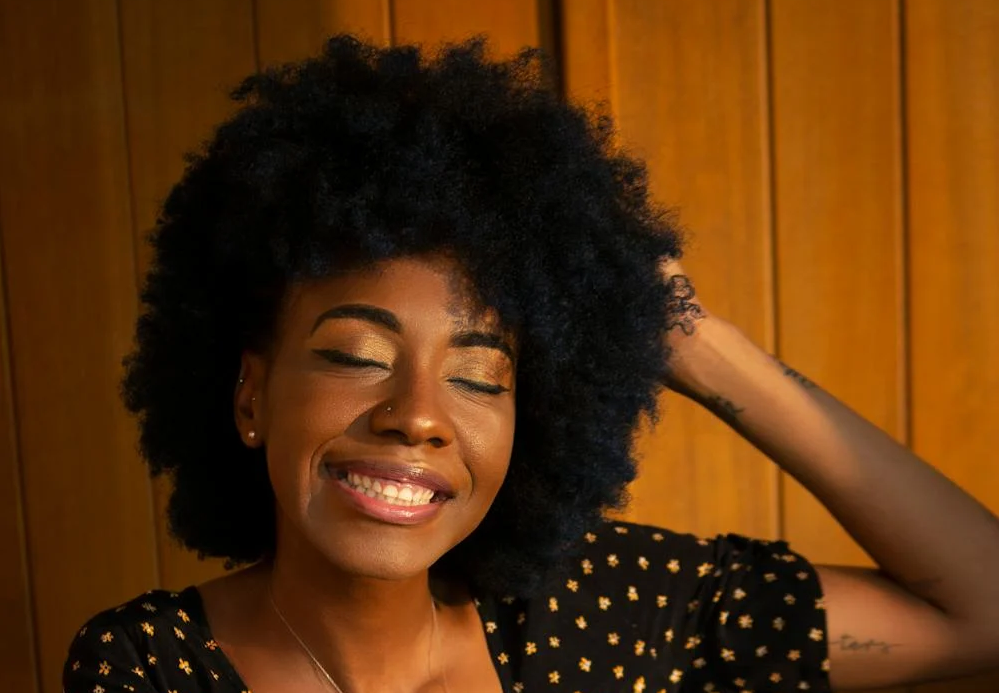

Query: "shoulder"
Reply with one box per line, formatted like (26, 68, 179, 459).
(63, 587, 224, 692)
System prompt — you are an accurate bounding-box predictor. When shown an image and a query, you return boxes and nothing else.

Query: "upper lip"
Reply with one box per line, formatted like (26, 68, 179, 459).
(322, 457, 457, 497)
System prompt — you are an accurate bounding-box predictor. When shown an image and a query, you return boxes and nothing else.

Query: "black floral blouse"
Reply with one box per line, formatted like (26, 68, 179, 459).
(64, 521, 831, 692)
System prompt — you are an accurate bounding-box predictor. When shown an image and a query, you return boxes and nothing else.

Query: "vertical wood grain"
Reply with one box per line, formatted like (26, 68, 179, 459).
(117, 0, 258, 591)
(0, 237, 39, 690)
(564, 0, 778, 539)
(0, 0, 159, 689)
(771, 0, 906, 567)
(254, 0, 390, 66)
(906, 1, 999, 691)
(392, 0, 542, 55)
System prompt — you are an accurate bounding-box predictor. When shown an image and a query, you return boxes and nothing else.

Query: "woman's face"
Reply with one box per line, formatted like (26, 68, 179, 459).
(241, 255, 516, 580)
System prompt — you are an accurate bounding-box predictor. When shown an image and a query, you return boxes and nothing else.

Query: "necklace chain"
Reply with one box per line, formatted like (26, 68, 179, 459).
(267, 585, 444, 693)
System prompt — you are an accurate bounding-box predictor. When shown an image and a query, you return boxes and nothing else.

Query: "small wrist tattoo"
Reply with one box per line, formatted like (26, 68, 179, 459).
(704, 395, 744, 426)
(778, 359, 817, 390)
(665, 275, 706, 336)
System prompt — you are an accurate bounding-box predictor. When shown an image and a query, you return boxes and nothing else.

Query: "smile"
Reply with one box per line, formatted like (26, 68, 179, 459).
(341, 471, 438, 506)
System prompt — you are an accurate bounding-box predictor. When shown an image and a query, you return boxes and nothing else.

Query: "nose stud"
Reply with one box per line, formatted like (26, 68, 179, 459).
(385, 406, 393, 413)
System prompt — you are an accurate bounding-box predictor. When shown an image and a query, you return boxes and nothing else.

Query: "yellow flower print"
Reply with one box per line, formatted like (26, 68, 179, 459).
(663, 628, 673, 643)
(497, 652, 509, 665)
(205, 639, 219, 650)
(177, 609, 190, 623)
(721, 648, 736, 662)
(173, 626, 185, 640)
(656, 594, 667, 608)
(719, 611, 729, 625)
(784, 593, 797, 605)
(666, 559, 680, 573)
(516, 612, 526, 625)
(72, 661, 81, 671)
(756, 645, 768, 657)
(692, 657, 706, 668)
(147, 654, 157, 665)
(809, 628, 825, 641)
(575, 616, 588, 629)
(141, 622, 154, 636)
(788, 649, 801, 661)
(771, 672, 783, 683)
(584, 532, 597, 543)
(132, 667, 145, 678)
(633, 675, 646, 692)
(685, 635, 701, 650)
(98, 661, 111, 676)
(614, 525, 628, 534)
(548, 597, 558, 612)
(697, 562, 714, 577)
(733, 588, 747, 600)
(525, 642, 537, 655)
(739, 614, 754, 629)
(548, 671, 560, 683)
(607, 554, 620, 567)
(578, 657, 592, 672)
(566, 579, 579, 592)
(764, 572, 778, 582)
(773, 617, 786, 631)
(669, 669, 683, 683)
(598, 596, 611, 610)
(141, 603, 157, 612)
(651, 532, 664, 542)
(581, 559, 593, 575)
(513, 684, 524, 693)
(178, 659, 192, 675)
(637, 556, 649, 570)
(608, 632, 620, 645)
(548, 636, 560, 648)
(797, 570, 810, 580)
(93, 686, 105, 693)
(633, 639, 645, 656)
(485, 621, 498, 633)
(100, 632, 114, 643)
(613, 665, 625, 679)
(627, 586, 639, 601)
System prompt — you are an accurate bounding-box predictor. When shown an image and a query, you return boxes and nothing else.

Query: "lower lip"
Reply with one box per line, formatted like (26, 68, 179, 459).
(333, 479, 445, 526)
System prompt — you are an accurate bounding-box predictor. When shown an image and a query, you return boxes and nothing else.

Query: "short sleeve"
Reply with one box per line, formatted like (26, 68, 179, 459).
(681, 534, 832, 692)
(63, 621, 157, 693)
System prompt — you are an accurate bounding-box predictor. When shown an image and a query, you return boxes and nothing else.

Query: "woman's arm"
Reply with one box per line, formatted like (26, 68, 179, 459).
(663, 268, 999, 690)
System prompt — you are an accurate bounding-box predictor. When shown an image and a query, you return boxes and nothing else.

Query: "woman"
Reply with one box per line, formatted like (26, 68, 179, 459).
(64, 36, 999, 692)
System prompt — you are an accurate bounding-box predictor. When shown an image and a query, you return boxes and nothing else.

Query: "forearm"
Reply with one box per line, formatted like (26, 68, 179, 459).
(671, 317, 999, 629)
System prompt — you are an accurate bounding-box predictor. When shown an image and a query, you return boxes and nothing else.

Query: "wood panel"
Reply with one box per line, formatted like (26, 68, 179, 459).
(118, 0, 258, 591)
(0, 1, 159, 690)
(254, 0, 390, 67)
(564, 0, 778, 539)
(0, 236, 38, 690)
(392, 0, 543, 56)
(906, 1, 999, 691)
(771, 0, 906, 571)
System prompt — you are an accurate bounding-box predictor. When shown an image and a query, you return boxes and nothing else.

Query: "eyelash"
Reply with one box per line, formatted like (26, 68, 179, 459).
(312, 349, 509, 395)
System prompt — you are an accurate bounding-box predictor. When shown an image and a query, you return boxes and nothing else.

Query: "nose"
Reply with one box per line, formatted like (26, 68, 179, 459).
(369, 369, 456, 448)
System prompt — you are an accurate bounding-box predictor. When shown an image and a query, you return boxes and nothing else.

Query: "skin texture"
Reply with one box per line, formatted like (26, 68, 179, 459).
(202, 255, 513, 692)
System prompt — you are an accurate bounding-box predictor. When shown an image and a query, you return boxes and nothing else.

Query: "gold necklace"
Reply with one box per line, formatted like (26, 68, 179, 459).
(267, 585, 446, 692)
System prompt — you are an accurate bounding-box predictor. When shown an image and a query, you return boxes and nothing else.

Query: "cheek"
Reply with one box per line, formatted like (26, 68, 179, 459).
(458, 401, 516, 497)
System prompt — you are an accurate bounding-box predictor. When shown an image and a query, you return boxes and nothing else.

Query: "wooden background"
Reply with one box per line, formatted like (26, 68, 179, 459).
(1, 0, 996, 691)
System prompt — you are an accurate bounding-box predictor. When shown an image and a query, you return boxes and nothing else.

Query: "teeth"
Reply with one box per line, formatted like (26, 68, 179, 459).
(342, 472, 437, 507)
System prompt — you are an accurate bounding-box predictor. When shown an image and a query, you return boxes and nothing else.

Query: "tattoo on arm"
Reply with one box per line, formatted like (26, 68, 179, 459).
(704, 395, 744, 426)
(778, 359, 818, 390)
(835, 634, 901, 655)
(665, 275, 706, 336)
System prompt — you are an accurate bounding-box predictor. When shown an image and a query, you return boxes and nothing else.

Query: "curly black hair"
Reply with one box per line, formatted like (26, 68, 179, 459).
(123, 34, 682, 598)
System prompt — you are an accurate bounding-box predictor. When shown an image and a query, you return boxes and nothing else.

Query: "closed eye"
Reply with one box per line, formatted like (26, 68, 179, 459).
(313, 349, 390, 370)
(450, 378, 510, 395)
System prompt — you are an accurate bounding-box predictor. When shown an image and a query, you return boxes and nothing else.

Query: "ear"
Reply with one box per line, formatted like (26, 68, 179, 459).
(235, 352, 267, 447)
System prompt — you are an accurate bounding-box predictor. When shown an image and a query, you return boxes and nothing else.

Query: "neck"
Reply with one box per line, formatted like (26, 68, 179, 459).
(262, 530, 444, 691)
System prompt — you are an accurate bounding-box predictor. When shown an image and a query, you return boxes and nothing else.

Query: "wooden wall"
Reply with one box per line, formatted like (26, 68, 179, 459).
(0, 1, 995, 691)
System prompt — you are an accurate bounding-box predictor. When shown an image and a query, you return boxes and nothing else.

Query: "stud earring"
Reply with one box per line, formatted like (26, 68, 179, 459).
(247, 430, 257, 441)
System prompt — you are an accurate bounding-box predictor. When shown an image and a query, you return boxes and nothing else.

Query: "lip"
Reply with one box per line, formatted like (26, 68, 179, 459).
(320, 458, 457, 526)
(321, 458, 457, 497)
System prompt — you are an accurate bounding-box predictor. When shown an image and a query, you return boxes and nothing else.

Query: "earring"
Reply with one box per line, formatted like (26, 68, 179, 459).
(247, 430, 257, 441)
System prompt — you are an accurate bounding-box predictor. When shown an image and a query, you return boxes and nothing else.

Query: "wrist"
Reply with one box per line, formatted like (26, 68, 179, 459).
(664, 316, 751, 399)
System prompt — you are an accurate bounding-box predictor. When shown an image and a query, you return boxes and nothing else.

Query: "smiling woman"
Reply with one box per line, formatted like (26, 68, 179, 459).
(61, 34, 999, 693)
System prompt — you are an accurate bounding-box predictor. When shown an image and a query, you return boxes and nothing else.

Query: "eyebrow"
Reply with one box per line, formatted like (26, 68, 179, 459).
(310, 303, 515, 361)
(310, 304, 401, 335)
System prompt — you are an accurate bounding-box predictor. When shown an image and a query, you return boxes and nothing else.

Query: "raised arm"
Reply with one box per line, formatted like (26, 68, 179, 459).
(661, 264, 999, 690)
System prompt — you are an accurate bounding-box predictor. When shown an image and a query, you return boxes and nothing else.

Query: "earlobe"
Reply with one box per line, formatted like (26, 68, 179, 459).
(234, 353, 266, 447)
